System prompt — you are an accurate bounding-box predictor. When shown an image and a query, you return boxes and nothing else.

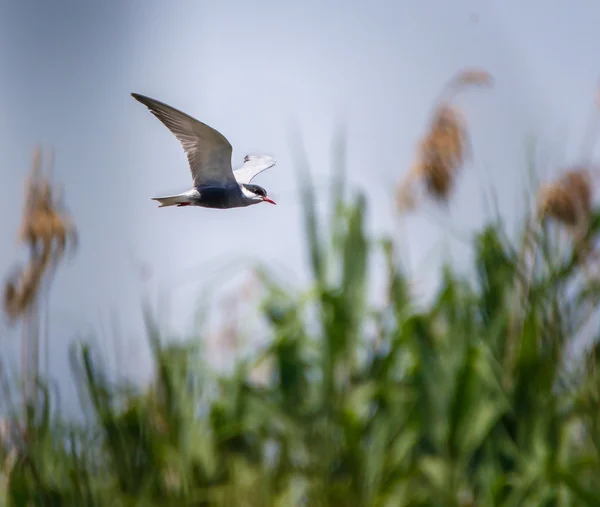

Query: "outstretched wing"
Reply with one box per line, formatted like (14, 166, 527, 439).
(131, 93, 236, 186)
(234, 155, 277, 185)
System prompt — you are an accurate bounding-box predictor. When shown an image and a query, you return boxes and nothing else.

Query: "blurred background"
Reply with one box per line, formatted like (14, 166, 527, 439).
(2, 2, 600, 503)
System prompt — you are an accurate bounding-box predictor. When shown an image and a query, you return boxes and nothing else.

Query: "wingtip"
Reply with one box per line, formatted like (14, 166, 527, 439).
(131, 92, 151, 105)
(244, 154, 278, 166)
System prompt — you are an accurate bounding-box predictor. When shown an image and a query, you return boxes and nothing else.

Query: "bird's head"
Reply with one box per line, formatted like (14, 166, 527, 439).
(241, 184, 276, 205)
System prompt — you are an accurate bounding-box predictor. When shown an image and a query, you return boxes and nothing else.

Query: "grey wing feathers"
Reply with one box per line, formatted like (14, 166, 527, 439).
(131, 93, 236, 186)
(234, 154, 277, 184)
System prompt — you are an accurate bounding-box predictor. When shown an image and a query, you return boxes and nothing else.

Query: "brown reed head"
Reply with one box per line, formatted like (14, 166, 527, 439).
(4, 147, 77, 322)
(537, 167, 593, 230)
(420, 105, 467, 197)
(439, 68, 494, 105)
(397, 104, 468, 210)
(396, 68, 492, 212)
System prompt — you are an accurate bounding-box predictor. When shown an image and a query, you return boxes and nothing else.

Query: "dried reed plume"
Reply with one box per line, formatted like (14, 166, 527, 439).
(4, 147, 77, 321)
(535, 167, 600, 278)
(442, 69, 493, 101)
(537, 79, 600, 234)
(397, 68, 492, 211)
(537, 168, 593, 227)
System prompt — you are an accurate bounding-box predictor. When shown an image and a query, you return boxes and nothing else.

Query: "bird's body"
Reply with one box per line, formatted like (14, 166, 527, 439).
(131, 93, 277, 209)
(153, 184, 245, 209)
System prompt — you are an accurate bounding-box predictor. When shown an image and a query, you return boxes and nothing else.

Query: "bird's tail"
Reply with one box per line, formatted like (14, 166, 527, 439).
(151, 193, 192, 208)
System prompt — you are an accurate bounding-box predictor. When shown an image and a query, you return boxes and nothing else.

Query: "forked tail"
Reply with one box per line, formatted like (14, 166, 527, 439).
(151, 193, 192, 208)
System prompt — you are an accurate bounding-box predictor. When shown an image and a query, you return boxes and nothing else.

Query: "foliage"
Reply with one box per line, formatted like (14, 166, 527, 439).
(3, 136, 600, 506)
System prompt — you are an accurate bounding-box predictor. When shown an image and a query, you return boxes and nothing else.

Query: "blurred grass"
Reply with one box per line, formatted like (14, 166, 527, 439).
(3, 79, 600, 505)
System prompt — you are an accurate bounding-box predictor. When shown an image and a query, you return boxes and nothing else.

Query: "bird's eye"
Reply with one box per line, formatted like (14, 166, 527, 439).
(244, 184, 266, 197)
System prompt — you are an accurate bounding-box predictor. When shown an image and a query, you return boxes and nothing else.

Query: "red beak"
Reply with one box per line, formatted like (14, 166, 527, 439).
(262, 196, 277, 205)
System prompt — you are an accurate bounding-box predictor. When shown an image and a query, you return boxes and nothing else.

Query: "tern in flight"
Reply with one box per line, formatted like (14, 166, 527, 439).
(131, 93, 277, 209)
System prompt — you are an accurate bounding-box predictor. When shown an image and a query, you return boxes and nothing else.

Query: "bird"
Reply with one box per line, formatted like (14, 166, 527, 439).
(131, 92, 277, 209)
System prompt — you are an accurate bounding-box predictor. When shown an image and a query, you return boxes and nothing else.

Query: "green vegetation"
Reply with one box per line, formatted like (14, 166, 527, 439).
(3, 72, 600, 505)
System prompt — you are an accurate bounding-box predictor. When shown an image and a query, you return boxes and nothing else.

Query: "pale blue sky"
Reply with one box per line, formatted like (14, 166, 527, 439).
(1, 0, 600, 408)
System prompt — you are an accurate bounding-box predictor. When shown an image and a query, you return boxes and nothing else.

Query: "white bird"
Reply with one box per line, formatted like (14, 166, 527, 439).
(131, 93, 277, 209)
